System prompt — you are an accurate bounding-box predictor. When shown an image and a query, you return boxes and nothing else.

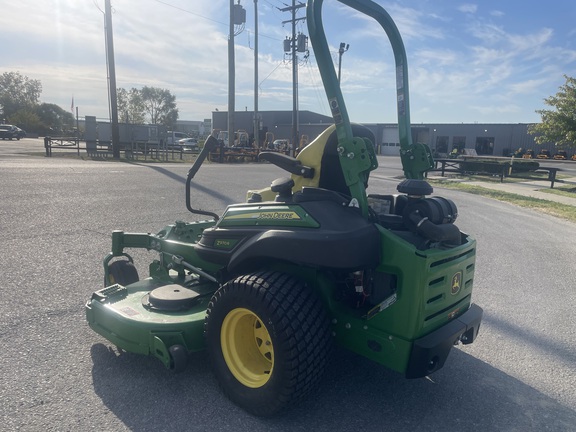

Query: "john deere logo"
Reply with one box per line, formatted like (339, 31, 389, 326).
(451, 271, 463, 295)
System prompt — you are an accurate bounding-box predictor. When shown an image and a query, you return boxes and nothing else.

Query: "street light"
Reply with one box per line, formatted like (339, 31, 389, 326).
(337, 42, 349, 84)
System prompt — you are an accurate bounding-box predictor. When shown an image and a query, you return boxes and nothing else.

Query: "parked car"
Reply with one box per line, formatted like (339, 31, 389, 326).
(177, 138, 199, 152)
(15, 126, 26, 139)
(165, 131, 189, 146)
(0, 124, 18, 140)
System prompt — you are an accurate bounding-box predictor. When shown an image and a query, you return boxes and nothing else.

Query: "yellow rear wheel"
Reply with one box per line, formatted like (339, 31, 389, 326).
(205, 271, 331, 417)
(221, 308, 274, 388)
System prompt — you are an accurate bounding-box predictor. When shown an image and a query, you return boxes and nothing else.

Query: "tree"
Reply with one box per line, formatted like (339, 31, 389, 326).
(116, 86, 178, 127)
(117, 87, 146, 124)
(34, 103, 75, 135)
(0, 72, 42, 121)
(141, 86, 178, 127)
(7, 109, 42, 133)
(528, 75, 576, 149)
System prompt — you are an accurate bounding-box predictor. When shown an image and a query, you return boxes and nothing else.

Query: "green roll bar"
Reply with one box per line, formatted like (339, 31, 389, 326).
(306, 0, 434, 184)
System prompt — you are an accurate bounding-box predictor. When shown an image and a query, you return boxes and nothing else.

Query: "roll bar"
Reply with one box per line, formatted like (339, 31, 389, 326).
(306, 0, 434, 181)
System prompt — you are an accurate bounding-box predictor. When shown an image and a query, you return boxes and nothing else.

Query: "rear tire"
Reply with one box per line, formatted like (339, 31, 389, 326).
(205, 271, 332, 417)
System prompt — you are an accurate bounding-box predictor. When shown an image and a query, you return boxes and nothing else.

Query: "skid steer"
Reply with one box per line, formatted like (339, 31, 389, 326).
(86, 0, 482, 417)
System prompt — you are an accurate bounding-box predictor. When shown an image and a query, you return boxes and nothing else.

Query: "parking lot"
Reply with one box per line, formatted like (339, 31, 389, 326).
(1, 140, 575, 431)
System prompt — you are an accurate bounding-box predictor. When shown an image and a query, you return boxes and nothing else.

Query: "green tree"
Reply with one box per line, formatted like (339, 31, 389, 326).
(0, 71, 42, 120)
(117, 87, 146, 124)
(528, 75, 576, 148)
(116, 86, 178, 127)
(141, 86, 178, 127)
(7, 109, 42, 133)
(34, 103, 75, 135)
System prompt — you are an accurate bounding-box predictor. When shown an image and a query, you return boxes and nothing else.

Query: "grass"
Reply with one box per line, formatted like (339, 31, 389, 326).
(428, 178, 576, 223)
(539, 185, 576, 198)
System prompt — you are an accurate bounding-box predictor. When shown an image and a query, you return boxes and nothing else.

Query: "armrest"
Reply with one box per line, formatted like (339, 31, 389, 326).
(259, 152, 315, 178)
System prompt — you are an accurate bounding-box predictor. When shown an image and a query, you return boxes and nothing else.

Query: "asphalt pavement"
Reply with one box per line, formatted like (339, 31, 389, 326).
(5, 137, 576, 206)
(1, 139, 575, 431)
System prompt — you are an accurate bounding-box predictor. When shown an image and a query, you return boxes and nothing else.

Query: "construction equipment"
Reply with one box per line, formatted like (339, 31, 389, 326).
(523, 149, 535, 159)
(553, 150, 568, 160)
(86, 0, 482, 417)
(211, 129, 258, 162)
(536, 149, 551, 159)
(263, 131, 274, 149)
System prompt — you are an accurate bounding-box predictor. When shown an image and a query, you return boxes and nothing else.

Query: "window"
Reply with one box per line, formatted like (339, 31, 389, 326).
(436, 136, 449, 154)
(475, 137, 494, 155)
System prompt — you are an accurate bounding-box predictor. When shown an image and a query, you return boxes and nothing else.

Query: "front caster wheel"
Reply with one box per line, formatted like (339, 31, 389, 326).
(169, 345, 188, 373)
(205, 271, 332, 417)
(106, 260, 139, 287)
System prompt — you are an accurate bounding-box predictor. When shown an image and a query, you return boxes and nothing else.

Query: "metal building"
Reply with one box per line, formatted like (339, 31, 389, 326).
(212, 110, 555, 157)
(368, 122, 548, 157)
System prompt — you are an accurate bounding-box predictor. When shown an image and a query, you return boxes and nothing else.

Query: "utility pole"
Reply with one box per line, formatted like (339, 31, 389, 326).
(228, 0, 235, 148)
(228, 1, 246, 147)
(104, 0, 120, 159)
(281, 1, 306, 156)
(253, 0, 259, 148)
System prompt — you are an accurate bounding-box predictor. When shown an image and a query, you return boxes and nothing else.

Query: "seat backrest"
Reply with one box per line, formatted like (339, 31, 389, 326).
(295, 124, 376, 196)
(246, 124, 376, 202)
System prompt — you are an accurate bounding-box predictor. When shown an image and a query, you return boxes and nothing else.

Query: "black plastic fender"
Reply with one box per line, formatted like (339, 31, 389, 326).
(226, 224, 380, 274)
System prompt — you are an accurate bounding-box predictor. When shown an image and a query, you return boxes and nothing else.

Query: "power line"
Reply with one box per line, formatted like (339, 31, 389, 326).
(259, 61, 286, 87)
(304, 61, 329, 116)
(153, 0, 225, 26)
(152, 0, 283, 41)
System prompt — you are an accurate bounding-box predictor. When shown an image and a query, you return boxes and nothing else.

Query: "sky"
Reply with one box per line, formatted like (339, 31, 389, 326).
(1, 0, 576, 125)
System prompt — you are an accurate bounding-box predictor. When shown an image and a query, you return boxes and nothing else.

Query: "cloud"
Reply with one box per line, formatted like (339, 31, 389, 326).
(458, 4, 478, 14)
(469, 103, 521, 116)
(508, 79, 549, 95)
(1, 0, 575, 125)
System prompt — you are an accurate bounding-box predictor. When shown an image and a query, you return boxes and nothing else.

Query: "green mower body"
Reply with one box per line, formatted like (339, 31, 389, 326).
(86, 197, 480, 376)
(86, 0, 482, 416)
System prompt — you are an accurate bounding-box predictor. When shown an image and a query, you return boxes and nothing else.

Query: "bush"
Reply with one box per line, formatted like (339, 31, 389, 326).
(460, 160, 506, 174)
(511, 160, 539, 172)
(459, 159, 539, 174)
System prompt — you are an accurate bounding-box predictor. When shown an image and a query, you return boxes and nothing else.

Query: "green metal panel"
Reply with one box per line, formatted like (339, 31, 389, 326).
(306, 228, 476, 374)
(369, 227, 476, 339)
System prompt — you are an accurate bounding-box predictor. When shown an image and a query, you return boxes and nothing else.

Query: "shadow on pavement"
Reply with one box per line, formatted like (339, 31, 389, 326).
(90, 343, 576, 431)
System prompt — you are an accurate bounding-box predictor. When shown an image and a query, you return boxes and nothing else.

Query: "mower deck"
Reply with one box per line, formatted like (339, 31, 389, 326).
(86, 278, 214, 368)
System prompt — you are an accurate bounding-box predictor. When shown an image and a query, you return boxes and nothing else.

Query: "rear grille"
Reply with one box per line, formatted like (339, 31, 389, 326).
(425, 295, 471, 322)
(429, 248, 475, 268)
